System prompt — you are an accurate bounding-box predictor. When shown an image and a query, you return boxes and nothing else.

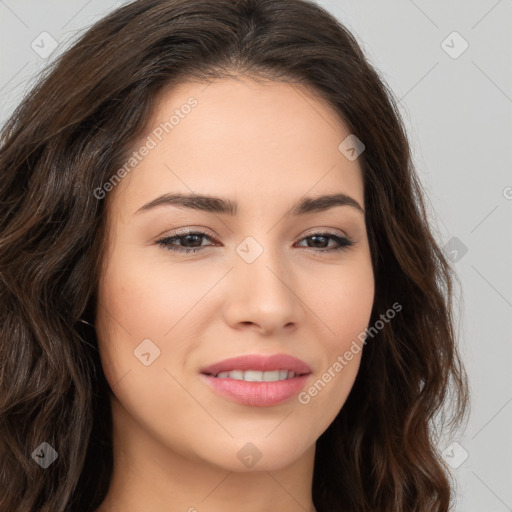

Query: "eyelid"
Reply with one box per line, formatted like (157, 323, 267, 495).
(301, 226, 348, 238)
(160, 226, 348, 241)
(154, 226, 218, 244)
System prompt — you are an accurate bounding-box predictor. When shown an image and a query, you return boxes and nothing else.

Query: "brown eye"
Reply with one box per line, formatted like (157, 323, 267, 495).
(295, 233, 354, 252)
(156, 231, 215, 253)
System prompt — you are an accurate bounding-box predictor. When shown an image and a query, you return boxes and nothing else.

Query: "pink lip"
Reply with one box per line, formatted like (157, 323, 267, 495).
(199, 353, 312, 407)
(200, 374, 310, 407)
(200, 353, 311, 376)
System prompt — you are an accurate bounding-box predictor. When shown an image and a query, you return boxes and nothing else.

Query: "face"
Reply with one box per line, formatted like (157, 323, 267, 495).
(95, 76, 374, 472)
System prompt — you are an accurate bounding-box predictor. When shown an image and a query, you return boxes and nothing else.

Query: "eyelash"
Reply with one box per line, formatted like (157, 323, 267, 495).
(156, 229, 354, 254)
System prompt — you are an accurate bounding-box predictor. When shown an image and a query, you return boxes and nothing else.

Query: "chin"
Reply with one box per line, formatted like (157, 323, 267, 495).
(195, 435, 314, 473)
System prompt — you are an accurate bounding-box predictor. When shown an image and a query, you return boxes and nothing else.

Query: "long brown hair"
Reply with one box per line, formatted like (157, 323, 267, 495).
(0, 0, 470, 510)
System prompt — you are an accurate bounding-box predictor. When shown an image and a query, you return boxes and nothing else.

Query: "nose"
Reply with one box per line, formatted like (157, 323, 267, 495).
(223, 240, 301, 335)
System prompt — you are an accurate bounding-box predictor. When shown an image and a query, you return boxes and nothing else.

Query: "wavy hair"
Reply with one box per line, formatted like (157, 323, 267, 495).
(0, 0, 470, 510)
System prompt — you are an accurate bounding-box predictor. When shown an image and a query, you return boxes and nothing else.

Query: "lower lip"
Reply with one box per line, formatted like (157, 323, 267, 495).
(200, 373, 310, 407)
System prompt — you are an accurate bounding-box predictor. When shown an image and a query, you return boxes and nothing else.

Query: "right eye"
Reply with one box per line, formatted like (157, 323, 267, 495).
(156, 230, 216, 254)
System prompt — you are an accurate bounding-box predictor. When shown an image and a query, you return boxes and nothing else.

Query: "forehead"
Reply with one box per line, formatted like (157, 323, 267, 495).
(110, 76, 364, 215)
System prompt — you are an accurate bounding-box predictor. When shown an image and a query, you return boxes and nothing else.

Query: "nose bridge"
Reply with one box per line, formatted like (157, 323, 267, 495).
(229, 233, 299, 325)
(235, 233, 288, 291)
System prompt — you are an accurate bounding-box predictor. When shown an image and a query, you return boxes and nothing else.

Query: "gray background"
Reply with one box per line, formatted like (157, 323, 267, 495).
(1, 1, 511, 510)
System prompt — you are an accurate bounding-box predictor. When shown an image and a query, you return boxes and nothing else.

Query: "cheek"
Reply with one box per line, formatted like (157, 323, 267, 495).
(95, 246, 217, 401)
(295, 258, 374, 421)
(309, 255, 375, 348)
(97, 249, 201, 340)
(94, 259, 194, 437)
(95, 253, 167, 388)
(94, 252, 229, 464)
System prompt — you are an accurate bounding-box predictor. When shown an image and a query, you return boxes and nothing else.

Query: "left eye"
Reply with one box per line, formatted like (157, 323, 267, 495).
(156, 230, 354, 254)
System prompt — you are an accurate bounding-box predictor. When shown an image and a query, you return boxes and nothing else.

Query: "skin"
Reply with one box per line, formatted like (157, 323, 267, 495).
(94, 75, 375, 512)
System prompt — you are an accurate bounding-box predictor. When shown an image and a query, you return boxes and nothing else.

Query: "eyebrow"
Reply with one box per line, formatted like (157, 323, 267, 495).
(135, 192, 365, 216)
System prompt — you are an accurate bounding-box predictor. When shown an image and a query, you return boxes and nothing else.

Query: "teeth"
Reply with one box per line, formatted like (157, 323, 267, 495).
(244, 370, 263, 382)
(214, 369, 297, 381)
(263, 370, 280, 381)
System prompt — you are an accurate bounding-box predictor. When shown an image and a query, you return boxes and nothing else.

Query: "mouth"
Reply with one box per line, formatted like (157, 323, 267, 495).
(200, 352, 311, 376)
(203, 369, 309, 381)
(199, 353, 312, 406)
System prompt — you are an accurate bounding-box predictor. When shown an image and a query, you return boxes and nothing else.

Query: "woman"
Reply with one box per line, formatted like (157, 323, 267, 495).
(0, 0, 470, 510)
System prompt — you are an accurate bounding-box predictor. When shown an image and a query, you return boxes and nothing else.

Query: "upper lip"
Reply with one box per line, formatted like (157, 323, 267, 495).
(200, 353, 312, 376)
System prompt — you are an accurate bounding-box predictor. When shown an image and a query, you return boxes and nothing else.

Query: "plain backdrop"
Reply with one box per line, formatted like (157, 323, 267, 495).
(1, 1, 511, 511)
